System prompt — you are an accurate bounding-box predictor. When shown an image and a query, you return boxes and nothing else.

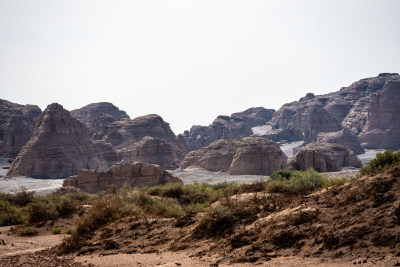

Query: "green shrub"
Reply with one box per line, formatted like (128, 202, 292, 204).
(65, 228, 74, 234)
(360, 150, 400, 175)
(194, 206, 237, 238)
(26, 201, 59, 223)
(266, 169, 327, 195)
(52, 227, 62, 234)
(322, 176, 354, 188)
(270, 170, 294, 181)
(18, 227, 38, 236)
(0, 200, 26, 226)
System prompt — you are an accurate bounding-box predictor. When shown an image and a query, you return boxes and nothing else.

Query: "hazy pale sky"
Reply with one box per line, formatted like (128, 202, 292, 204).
(1, 0, 399, 134)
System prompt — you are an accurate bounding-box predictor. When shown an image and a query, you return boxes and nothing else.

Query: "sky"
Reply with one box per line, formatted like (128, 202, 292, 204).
(0, 0, 399, 134)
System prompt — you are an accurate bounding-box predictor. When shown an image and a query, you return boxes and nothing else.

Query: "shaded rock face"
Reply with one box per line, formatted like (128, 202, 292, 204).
(269, 74, 400, 137)
(303, 109, 342, 144)
(184, 107, 275, 151)
(288, 143, 362, 172)
(96, 114, 188, 168)
(180, 137, 287, 175)
(63, 162, 182, 194)
(262, 127, 304, 142)
(0, 99, 41, 159)
(358, 81, 400, 149)
(317, 128, 365, 154)
(70, 102, 129, 136)
(7, 103, 108, 179)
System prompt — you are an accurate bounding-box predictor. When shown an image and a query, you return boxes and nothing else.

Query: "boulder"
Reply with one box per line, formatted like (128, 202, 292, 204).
(317, 128, 365, 154)
(180, 137, 287, 175)
(0, 99, 41, 159)
(229, 137, 287, 175)
(358, 81, 400, 149)
(70, 102, 129, 136)
(96, 114, 188, 167)
(288, 143, 362, 172)
(7, 103, 108, 179)
(63, 162, 182, 193)
(179, 139, 239, 172)
(303, 108, 342, 144)
(184, 107, 275, 151)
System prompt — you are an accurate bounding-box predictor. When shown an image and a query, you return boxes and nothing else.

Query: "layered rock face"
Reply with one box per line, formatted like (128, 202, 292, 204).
(317, 128, 365, 154)
(288, 143, 362, 172)
(63, 162, 182, 193)
(269, 74, 400, 147)
(96, 114, 188, 168)
(183, 107, 275, 151)
(180, 137, 287, 175)
(358, 81, 400, 149)
(262, 127, 304, 142)
(70, 102, 129, 136)
(0, 99, 41, 159)
(7, 103, 108, 179)
(303, 109, 342, 143)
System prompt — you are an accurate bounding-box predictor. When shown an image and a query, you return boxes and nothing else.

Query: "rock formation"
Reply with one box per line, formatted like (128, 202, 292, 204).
(7, 103, 108, 179)
(288, 143, 362, 172)
(96, 114, 188, 168)
(303, 109, 342, 144)
(0, 99, 41, 159)
(261, 127, 303, 142)
(63, 162, 182, 193)
(70, 102, 129, 136)
(269, 73, 400, 136)
(183, 107, 275, 151)
(317, 128, 365, 154)
(180, 137, 287, 175)
(358, 81, 400, 149)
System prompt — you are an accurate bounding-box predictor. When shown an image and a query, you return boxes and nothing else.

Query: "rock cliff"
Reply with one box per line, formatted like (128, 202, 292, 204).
(96, 114, 188, 168)
(63, 162, 182, 193)
(7, 103, 108, 179)
(288, 143, 362, 172)
(0, 99, 41, 159)
(183, 107, 275, 151)
(358, 81, 400, 149)
(70, 102, 129, 136)
(180, 137, 287, 175)
(317, 128, 365, 154)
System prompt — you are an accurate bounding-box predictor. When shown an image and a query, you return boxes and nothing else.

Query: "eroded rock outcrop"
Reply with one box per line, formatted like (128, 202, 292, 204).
(96, 114, 188, 167)
(303, 109, 342, 144)
(180, 137, 287, 175)
(184, 107, 275, 151)
(288, 143, 362, 172)
(358, 81, 400, 149)
(70, 102, 129, 136)
(7, 103, 108, 179)
(262, 127, 304, 142)
(0, 99, 41, 159)
(63, 162, 182, 193)
(317, 128, 365, 154)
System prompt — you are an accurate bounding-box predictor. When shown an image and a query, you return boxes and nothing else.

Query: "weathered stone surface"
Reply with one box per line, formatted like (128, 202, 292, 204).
(180, 139, 239, 172)
(358, 81, 400, 149)
(261, 127, 303, 142)
(63, 162, 182, 193)
(270, 73, 400, 136)
(0, 99, 41, 159)
(317, 128, 365, 154)
(180, 137, 287, 175)
(7, 103, 108, 179)
(70, 102, 129, 136)
(288, 143, 362, 172)
(229, 137, 287, 175)
(303, 109, 342, 144)
(96, 114, 188, 167)
(183, 107, 275, 151)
